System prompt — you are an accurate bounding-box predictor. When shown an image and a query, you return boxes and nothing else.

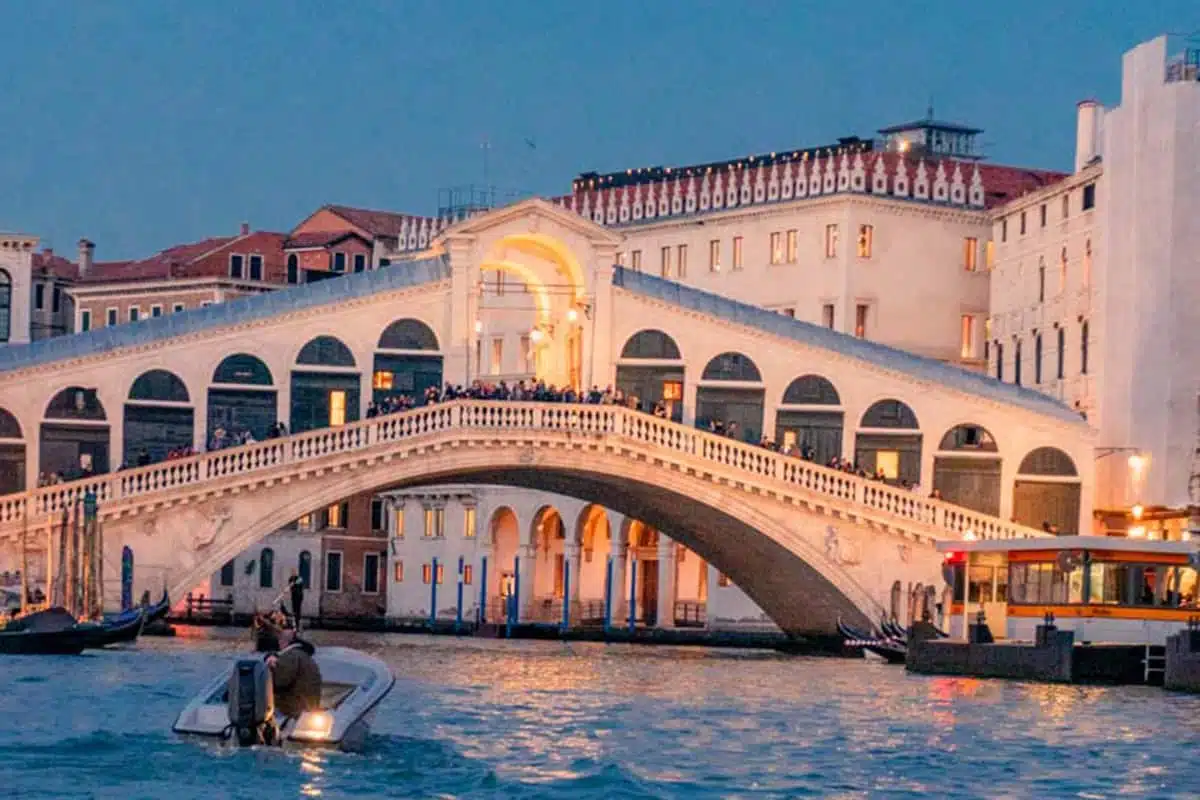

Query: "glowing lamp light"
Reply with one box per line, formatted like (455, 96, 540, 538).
(1128, 525, 1146, 539)
(529, 329, 544, 343)
(1132, 504, 1145, 520)
(473, 320, 483, 334)
(963, 530, 977, 542)
(1128, 454, 1147, 473)
(291, 709, 334, 741)
(566, 308, 579, 323)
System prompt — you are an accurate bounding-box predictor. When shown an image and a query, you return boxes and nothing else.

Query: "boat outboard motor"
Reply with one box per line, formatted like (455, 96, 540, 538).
(227, 658, 277, 746)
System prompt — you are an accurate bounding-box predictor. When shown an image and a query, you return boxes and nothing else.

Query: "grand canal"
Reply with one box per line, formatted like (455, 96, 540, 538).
(2, 630, 1199, 798)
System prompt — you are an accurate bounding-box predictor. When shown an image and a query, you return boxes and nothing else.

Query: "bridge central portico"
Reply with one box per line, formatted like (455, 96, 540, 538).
(0, 198, 1093, 632)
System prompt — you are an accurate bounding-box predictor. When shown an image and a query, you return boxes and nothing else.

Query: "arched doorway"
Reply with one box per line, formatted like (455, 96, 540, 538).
(1014, 447, 1081, 534)
(622, 519, 660, 626)
(40, 387, 109, 478)
(124, 369, 194, 465)
(574, 504, 611, 617)
(489, 507, 520, 621)
(208, 354, 278, 443)
(933, 424, 1002, 514)
(0, 407, 25, 492)
(531, 506, 566, 621)
(855, 399, 922, 485)
(696, 352, 764, 442)
(615, 330, 685, 421)
(373, 319, 443, 407)
(775, 374, 843, 463)
(290, 336, 360, 433)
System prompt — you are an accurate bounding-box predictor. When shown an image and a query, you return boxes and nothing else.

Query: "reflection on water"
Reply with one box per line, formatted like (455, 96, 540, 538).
(1, 629, 1199, 798)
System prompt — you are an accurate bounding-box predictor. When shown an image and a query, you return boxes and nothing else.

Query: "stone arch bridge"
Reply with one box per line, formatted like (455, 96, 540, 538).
(0, 400, 1048, 636)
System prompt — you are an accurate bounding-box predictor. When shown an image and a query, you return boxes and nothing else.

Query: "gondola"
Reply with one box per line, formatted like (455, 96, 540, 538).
(837, 619, 908, 665)
(79, 607, 147, 647)
(0, 608, 91, 655)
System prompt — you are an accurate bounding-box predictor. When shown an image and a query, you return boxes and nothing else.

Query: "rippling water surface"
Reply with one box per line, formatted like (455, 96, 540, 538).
(2, 629, 1199, 798)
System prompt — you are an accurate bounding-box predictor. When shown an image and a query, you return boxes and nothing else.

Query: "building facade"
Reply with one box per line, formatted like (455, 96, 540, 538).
(988, 36, 1200, 533)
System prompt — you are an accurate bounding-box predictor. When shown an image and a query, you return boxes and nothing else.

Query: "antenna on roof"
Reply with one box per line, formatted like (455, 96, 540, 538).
(926, 97, 934, 121)
(481, 137, 491, 189)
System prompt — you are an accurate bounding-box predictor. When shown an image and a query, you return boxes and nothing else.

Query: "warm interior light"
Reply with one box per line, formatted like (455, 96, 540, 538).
(473, 319, 483, 334)
(566, 308, 578, 323)
(1132, 504, 1144, 520)
(1128, 454, 1146, 472)
(529, 329, 544, 343)
(1128, 525, 1146, 538)
(963, 530, 977, 542)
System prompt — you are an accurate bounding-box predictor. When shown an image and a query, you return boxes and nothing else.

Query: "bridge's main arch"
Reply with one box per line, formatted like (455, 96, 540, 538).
(12, 402, 972, 636)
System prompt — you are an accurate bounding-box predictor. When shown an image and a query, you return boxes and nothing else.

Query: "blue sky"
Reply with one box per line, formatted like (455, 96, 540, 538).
(0, 1, 1196, 259)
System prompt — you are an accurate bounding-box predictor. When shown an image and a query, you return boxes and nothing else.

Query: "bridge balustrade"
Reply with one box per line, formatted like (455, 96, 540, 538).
(0, 400, 1047, 543)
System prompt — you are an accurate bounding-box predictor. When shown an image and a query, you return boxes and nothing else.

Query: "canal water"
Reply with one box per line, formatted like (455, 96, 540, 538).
(2, 630, 1199, 799)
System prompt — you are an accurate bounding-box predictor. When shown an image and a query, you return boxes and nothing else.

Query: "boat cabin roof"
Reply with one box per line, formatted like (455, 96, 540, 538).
(936, 535, 1200, 556)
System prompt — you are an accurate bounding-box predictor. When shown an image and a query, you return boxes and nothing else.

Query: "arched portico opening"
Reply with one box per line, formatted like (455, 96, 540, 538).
(124, 369, 194, 466)
(208, 354, 278, 444)
(855, 399, 922, 485)
(622, 518, 660, 626)
(1013, 447, 1081, 534)
(489, 507, 520, 620)
(775, 374, 843, 464)
(933, 424, 1001, 515)
(615, 329, 685, 421)
(0, 407, 24, 492)
(373, 319, 443, 409)
(574, 504, 612, 619)
(40, 387, 109, 479)
(291, 335, 360, 434)
(696, 352, 765, 443)
(530, 505, 566, 621)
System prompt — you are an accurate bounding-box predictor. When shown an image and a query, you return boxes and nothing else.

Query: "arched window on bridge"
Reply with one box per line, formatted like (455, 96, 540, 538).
(1013, 447, 1081, 535)
(259, 547, 275, 589)
(619, 328, 686, 422)
(292, 335, 361, 434)
(374, 319, 443, 408)
(124, 369, 194, 466)
(0, 406, 25, 494)
(615, 330, 684, 421)
(208, 354, 278, 444)
(0, 269, 11, 343)
(933, 424, 1001, 515)
(855, 399, 922, 486)
(40, 386, 110, 479)
(776, 374, 843, 465)
(696, 352, 764, 443)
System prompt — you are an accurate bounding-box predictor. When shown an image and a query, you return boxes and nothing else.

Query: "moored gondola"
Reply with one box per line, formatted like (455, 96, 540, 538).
(0, 608, 90, 655)
(837, 618, 908, 665)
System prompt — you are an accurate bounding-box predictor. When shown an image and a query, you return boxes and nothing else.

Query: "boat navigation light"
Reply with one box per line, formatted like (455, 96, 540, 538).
(291, 709, 334, 740)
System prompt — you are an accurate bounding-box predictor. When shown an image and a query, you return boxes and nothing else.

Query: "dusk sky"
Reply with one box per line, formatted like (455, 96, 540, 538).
(1, 1, 1197, 259)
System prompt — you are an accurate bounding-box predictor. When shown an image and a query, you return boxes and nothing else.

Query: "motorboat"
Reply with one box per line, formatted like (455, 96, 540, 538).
(172, 645, 395, 751)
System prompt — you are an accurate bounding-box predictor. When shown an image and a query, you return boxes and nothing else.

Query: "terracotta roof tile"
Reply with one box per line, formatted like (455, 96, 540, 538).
(284, 230, 370, 249)
(324, 205, 417, 238)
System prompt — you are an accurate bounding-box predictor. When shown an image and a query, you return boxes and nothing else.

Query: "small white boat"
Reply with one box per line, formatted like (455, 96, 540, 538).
(172, 646, 395, 751)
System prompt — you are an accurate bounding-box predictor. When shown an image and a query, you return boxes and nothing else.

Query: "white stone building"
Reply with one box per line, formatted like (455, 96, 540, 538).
(988, 35, 1200, 528)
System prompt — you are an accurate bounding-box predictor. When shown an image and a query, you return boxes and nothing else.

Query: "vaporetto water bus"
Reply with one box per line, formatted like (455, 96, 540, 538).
(940, 535, 1200, 646)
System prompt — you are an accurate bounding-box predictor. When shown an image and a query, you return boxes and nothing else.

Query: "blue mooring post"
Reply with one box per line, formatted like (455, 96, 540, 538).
(479, 556, 488, 625)
(628, 558, 638, 633)
(560, 558, 571, 635)
(603, 555, 613, 635)
(430, 557, 439, 630)
(455, 556, 464, 634)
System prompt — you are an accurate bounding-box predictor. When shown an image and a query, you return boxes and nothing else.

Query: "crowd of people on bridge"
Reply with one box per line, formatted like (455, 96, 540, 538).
(366, 380, 645, 419)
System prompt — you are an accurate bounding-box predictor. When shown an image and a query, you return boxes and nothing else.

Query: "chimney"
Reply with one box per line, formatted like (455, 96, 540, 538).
(77, 238, 95, 277)
(240, 222, 250, 236)
(1074, 100, 1101, 172)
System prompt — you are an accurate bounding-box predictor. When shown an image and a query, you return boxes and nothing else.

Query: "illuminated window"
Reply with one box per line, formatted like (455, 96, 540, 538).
(373, 371, 394, 390)
(463, 565, 474, 585)
(394, 561, 404, 582)
(329, 390, 346, 427)
(786, 229, 798, 263)
(326, 502, 347, 529)
(770, 232, 782, 264)
(960, 315, 975, 359)
(963, 237, 978, 271)
(708, 239, 720, 271)
(464, 506, 477, 539)
(732, 236, 743, 270)
(490, 337, 503, 376)
(854, 304, 868, 338)
(660, 246, 671, 277)
(876, 451, 900, 480)
(422, 563, 432, 584)
(985, 241, 995, 270)
(824, 224, 838, 258)
(423, 506, 445, 538)
(631, 250, 642, 272)
(857, 225, 873, 258)
(676, 244, 688, 277)
(437, 563, 445, 584)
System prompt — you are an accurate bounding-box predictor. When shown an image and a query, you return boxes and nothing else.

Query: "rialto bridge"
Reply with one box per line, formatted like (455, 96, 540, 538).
(0, 199, 1092, 634)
